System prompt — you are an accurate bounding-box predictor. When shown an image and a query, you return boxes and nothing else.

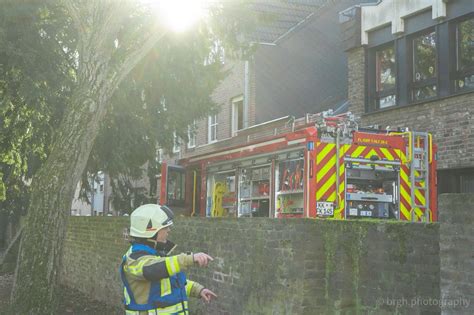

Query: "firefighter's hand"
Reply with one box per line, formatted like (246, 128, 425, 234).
(193, 252, 214, 267)
(200, 288, 217, 303)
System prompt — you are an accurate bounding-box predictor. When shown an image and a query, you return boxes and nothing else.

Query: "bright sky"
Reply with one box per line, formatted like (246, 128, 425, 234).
(148, 0, 210, 32)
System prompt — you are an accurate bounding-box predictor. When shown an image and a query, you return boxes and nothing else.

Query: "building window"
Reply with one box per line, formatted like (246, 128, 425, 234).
(155, 148, 163, 163)
(187, 121, 196, 149)
(454, 17, 474, 92)
(167, 167, 186, 206)
(231, 96, 244, 135)
(173, 132, 180, 153)
(411, 30, 437, 101)
(375, 44, 396, 108)
(461, 173, 474, 193)
(208, 114, 218, 143)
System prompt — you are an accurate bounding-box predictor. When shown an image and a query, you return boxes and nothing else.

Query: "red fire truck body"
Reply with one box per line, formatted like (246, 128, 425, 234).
(160, 113, 437, 222)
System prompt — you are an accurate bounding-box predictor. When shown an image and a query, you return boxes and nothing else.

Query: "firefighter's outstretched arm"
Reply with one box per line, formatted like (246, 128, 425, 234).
(125, 252, 214, 281)
(186, 280, 217, 302)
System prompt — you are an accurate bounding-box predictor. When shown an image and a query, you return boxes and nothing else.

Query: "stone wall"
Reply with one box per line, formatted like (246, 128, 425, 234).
(439, 194, 474, 315)
(60, 217, 441, 314)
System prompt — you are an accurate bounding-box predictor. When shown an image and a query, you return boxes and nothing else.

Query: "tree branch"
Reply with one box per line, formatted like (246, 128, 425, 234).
(109, 29, 167, 95)
(51, 36, 77, 73)
(63, 0, 84, 38)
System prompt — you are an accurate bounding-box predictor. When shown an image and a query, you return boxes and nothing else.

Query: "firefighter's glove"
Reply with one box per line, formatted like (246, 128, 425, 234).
(200, 288, 217, 303)
(193, 252, 214, 267)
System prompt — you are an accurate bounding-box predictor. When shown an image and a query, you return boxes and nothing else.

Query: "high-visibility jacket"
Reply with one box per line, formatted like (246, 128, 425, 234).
(120, 242, 203, 315)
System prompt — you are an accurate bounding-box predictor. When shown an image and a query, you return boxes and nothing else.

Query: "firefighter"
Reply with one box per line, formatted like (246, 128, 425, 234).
(120, 204, 217, 314)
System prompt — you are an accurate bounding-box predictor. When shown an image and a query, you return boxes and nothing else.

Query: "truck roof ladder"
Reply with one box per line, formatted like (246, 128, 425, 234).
(409, 132, 431, 222)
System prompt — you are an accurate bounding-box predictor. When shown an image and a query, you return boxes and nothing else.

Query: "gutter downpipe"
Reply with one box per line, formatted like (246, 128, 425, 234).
(244, 60, 249, 128)
(191, 170, 197, 216)
(335, 128, 340, 210)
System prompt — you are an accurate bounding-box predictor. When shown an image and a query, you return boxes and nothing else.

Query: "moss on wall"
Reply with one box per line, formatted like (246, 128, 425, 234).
(60, 217, 440, 314)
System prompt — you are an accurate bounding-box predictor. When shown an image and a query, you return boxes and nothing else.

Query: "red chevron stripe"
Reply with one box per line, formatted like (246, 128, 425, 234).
(322, 185, 336, 201)
(400, 178, 410, 194)
(345, 145, 358, 157)
(414, 194, 425, 207)
(399, 165, 411, 221)
(317, 147, 337, 171)
(400, 191, 411, 207)
(361, 147, 373, 158)
(388, 148, 398, 159)
(315, 142, 327, 174)
(400, 191, 411, 216)
(401, 165, 410, 175)
(318, 166, 336, 189)
(373, 147, 384, 158)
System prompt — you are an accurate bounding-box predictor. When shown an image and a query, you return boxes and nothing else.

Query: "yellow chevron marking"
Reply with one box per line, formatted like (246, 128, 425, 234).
(364, 148, 377, 159)
(339, 181, 344, 194)
(400, 169, 409, 184)
(326, 191, 336, 202)
(399, 150, 407, 163)
(415, 181, 426, 189)
(400, 202, 411, 220)
(317, 175, 335, 199)
(394, 149, 401, 160)
(339, 163, 345, 179)
(414, 208, 424, 219)
(334, 205, 343, 219)
(317, 157, 335, 182)
(339, 145, 348, 158)
(400, 186, 411, 205)
(351, 146, 366, 158)
(380, 148, 394, 160)
(317, 143, 334, 163)
(415, 189, 426, 205)
(414, 170, 426, 188)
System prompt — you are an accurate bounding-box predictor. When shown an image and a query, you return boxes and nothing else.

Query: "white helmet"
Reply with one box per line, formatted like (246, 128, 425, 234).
(130, 204, 174, 239)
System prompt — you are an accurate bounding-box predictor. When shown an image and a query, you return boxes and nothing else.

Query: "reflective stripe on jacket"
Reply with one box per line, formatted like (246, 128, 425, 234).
(120, 243, 201, 314)
(124, 301, 189, 315)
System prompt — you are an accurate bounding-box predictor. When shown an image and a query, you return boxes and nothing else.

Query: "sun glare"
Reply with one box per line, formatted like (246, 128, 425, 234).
(152, 0, 209, 32)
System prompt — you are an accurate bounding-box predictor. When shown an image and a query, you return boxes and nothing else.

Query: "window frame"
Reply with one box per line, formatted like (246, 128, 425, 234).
(408, 27, 439, 103)
(187, 121, 196, 149)
(451, 13, 474, 94)
(231, 95, 244, 136)
(166, 166, 186, 207)
(208, 114, 218, 143)
(156, 148, 164, 163)
(369, 42, 398, 110)
(172, 132, 181, 153)
(365, 13, 473, 114)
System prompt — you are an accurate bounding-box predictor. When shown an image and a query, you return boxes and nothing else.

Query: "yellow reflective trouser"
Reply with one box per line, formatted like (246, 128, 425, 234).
(125, 301, 189, 315)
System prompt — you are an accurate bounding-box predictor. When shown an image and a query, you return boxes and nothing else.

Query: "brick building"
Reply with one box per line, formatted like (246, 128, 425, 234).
(164, 0, 375, 169)
(340, 0, 473, 193)
(159, 0, 396, 217)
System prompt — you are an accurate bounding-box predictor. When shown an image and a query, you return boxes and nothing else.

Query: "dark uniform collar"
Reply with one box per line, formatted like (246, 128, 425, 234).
(132, 239, 177, 256)
(155, 240, 177, 256)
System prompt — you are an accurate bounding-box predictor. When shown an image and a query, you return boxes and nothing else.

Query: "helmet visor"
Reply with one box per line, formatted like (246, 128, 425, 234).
(161, 205, 174, 226)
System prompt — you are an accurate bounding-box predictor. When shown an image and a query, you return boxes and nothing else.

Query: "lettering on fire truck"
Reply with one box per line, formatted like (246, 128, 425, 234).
(355, 137, 388, 146)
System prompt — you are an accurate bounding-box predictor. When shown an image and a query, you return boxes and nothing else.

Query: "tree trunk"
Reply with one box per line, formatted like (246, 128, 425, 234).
(10, 81, 110, 313)
(9, 2, 164, 312)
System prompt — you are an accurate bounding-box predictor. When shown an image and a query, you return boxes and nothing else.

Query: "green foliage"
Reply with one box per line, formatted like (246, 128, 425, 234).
(0, 0, 73, 211)
(77, 2, 260, 211)
(0, 0, 261, 215)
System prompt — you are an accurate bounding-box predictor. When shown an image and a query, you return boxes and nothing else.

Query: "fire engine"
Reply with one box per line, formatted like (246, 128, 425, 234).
(160, 111, 437, 222)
